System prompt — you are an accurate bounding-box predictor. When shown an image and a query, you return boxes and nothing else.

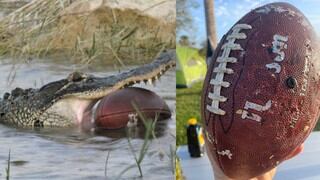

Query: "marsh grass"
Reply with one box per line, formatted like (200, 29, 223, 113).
(5, 149, 10, 180)
(175, 157, 185, 180)
(0, 0, 174, 87)
(102, 102, 175, 179)
(0, 0, 174, 66)
(0, 0, 73, 60)
(115, 102, 157, 179)
(149, 113, 176, 174)
(104, 150, 111, 177)
(170, 144, 175, 174)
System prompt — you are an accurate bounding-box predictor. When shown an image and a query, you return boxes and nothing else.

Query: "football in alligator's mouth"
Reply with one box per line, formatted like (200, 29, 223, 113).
(95, 87, 171, 129)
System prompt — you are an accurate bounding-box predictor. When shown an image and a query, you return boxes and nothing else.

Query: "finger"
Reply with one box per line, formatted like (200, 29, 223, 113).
(285, 144, 304, 160)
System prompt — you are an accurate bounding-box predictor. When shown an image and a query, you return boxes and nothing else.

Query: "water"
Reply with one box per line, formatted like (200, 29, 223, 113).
(0, 58, 176, 179)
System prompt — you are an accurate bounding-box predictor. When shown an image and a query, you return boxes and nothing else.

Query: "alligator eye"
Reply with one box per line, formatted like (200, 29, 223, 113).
(11, 87, 24, 97)
(68, 72, 85, 82)
(286, 76, 297, 89)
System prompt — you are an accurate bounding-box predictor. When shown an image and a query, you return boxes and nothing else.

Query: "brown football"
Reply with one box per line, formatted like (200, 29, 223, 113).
(202, 2, 320, 179)
(95, 87, 171, 129)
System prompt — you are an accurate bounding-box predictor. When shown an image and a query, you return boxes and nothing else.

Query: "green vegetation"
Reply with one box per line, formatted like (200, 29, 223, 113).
(175, 158, 185, 180)
(176, 82, 203, 146)
(105, 103, 175, 179)
(176, 81, 320, 146)
(118, 105, 157, 178)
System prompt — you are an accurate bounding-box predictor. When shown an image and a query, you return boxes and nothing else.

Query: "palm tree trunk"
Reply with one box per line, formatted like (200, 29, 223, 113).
(204, 0, 217, 49)
(204, 0, 217, 65)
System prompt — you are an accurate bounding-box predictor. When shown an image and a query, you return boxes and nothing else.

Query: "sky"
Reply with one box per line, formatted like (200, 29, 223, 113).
(178, 0, 320, 47)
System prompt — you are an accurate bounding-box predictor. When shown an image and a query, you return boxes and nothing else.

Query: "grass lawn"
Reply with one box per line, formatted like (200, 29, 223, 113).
(176, 82, 203, 146)
(176, 81, 320, 146)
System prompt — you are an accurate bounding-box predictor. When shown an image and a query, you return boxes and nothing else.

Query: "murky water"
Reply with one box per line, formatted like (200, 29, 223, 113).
(0, 58, 176, 179)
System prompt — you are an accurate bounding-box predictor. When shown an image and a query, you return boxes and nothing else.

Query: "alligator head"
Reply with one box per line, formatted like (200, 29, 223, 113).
(0, 50, 175, 128)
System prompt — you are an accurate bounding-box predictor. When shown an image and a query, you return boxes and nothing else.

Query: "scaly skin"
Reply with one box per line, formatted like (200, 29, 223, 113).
(0, 50, 176, 128)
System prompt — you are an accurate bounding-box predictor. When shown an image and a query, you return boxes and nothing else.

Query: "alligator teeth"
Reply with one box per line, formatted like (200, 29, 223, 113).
(148, 79, 152, 85)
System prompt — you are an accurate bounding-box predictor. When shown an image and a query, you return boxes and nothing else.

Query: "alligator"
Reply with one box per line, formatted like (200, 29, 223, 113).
(0, 50, 175, 128)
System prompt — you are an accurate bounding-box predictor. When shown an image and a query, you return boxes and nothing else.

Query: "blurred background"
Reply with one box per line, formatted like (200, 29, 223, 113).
(177, 0, 320, 48)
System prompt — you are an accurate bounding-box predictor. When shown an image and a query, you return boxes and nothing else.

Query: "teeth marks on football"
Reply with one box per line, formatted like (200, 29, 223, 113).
(266, 34, 288, 73)
(205, 131, 215, 144)
(207, 24, 252, 115)
(266, 63, 281, 73)
(256, 4, 292, 15)
(300, 41, 311, 96)
(217, 149, 233, 159)
(236, 100, 272, 122)
(290, 113, 299, 128)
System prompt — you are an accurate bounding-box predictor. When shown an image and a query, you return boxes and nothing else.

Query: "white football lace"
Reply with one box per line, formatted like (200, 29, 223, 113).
(207, 24, 252, 115)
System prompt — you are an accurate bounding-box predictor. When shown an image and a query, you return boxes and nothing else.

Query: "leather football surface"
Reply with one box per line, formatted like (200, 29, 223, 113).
(201, 2, 320, 179)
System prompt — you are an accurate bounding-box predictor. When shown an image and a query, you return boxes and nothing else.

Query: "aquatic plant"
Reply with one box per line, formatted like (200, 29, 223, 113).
(104, 151, 111, 177)
(115, 102, 157, 179)
(175, 157, 185, 180)
(5, 149, 11, 180)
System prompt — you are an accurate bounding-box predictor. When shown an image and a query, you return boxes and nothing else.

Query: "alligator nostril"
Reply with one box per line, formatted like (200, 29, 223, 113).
(0, 112, 4, 117)
(286, 76, 297, 89)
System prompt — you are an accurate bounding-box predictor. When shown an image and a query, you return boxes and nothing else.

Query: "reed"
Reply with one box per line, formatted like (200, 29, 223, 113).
(115, 102, 157, 179)
(175, 157, 185, 180)
(5, 149, 11, 180)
